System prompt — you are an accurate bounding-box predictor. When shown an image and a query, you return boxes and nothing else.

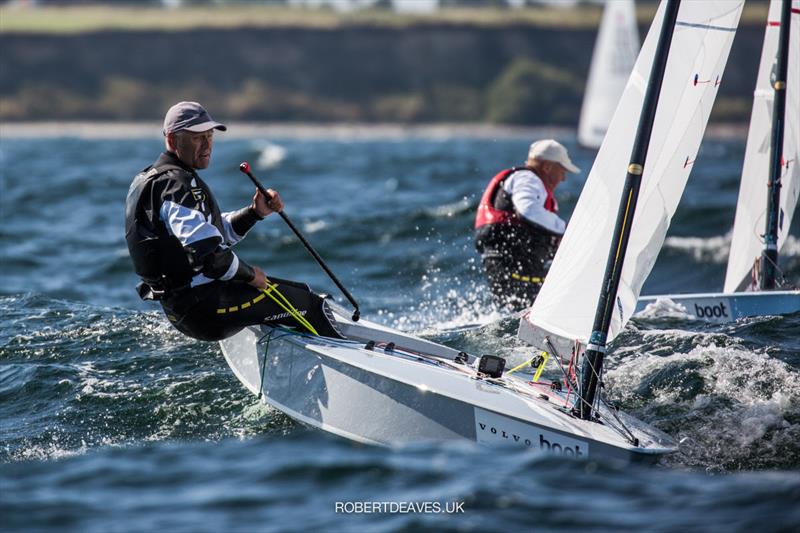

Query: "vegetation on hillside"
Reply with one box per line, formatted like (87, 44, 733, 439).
(0, 5, 611, 33)
(0, 3, 769, 124)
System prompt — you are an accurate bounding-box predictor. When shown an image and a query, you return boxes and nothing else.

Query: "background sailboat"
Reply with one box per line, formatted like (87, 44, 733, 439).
(726, 0, 799, 293)
(636, 0, 800, 323)
(577, 0, 640, 149)
(520, 0, 743, 357)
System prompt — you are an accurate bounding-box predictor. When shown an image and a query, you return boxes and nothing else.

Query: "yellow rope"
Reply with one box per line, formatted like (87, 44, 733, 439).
(506, 358, 533, 375)
(214, 282, 319, 336)
(506, 351, 549, 382)
(532, 351, 549, 382)
(261, 283, 319, 336)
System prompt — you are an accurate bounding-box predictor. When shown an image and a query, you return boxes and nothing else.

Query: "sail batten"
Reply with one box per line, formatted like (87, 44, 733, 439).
(519, 0, 744, 354)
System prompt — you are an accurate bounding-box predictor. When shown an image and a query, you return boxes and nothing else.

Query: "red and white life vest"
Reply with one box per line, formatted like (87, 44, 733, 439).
(474, 167, 557, 230)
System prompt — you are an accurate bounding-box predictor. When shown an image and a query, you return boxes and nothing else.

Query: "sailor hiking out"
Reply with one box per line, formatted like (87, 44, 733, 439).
(125, 101, 341, 341)
(475, 139, 580, 309)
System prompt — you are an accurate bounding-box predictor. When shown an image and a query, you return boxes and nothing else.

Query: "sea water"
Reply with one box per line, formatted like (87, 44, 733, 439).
(1, 128, 798, 532)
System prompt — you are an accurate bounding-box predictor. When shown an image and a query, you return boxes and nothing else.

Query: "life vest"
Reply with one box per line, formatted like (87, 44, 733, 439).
(474, 167, 557, 230)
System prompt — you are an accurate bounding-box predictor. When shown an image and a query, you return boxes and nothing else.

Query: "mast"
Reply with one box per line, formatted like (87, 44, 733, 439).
(759, 0, 792, 290)
(577, 0, 681, 421)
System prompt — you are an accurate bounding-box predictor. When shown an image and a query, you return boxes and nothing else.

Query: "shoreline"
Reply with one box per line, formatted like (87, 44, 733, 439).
(0, 121, 749, 140)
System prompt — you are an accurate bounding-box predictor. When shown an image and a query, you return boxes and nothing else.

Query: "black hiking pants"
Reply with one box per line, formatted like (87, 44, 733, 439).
(161, 277, 342, 341)
(481, 256, 543, 311)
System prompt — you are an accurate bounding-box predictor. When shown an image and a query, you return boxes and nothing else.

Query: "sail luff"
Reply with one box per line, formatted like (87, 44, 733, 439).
(760, 0, 793, 290)
(577, 0, 681, 421)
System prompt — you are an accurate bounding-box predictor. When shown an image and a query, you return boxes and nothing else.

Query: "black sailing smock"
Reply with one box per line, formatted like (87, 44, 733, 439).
(125, 151, 341, 341)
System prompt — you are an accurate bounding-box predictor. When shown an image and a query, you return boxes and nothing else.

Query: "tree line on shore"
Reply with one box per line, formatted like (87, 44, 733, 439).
(0, 19, 761, 124)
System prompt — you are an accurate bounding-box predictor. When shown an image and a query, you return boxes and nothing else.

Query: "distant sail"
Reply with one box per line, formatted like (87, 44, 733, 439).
(724, 0, 800, 294)
(519, 0, 744, 353)
(577, 0, 640, 149)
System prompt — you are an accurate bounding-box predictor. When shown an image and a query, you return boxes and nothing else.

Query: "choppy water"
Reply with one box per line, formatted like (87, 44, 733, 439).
(1, 128, 799, 532)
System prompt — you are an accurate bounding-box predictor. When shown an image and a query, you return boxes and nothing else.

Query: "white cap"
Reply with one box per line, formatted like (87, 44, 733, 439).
(527, 139, 580, 173)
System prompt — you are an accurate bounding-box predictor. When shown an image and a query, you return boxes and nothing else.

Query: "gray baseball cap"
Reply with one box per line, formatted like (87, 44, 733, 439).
(162, 101, 227, 135)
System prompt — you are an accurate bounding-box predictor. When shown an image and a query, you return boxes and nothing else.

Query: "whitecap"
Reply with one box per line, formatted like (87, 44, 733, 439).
(303, 220, 328, 234)
(606, 344, 800, 433)
(423, 197, 473, 219)
(255, 141, 288, 170)
(663, 231, 731, 263)
(635, 297, 693, 319)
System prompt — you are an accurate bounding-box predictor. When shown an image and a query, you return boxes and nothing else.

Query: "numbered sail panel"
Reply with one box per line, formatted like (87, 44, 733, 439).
(519, 0, 744, 350)
(724, 0, 800, 294)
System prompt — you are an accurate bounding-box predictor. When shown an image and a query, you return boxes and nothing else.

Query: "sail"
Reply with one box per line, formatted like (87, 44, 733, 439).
(578, 0, 640, 149)
(519, 0, 744, 353)
(723, 0, 800, 294)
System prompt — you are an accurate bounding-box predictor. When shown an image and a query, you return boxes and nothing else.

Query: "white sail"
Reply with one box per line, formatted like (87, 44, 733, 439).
(519, 0, 744, 353)
(723, 0, 800, 294)
(577, 0, 640, 149)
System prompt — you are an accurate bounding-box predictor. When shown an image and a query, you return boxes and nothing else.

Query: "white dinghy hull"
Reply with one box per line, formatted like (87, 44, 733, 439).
(636, 290, 800, 323)
(220, 310, 675, 464)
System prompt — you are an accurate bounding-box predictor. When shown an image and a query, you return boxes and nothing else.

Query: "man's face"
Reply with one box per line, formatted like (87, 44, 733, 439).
(171, 129, 214, 169)
(546, 162, 567, 188)
(554, 163, 567, 185)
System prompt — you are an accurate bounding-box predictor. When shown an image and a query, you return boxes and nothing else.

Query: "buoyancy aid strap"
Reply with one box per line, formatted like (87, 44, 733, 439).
(475, 166, 528, 229)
